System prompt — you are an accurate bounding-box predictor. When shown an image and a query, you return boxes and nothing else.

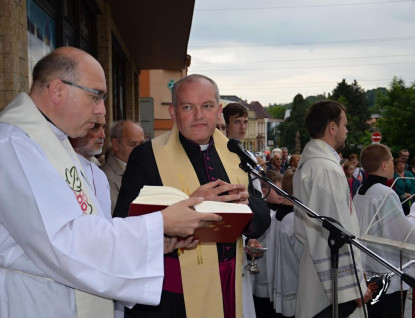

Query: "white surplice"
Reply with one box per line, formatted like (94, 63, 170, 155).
(353, 183, 415, 294)
(293, 139, 366, 318)
(76, 154, 112, 219)
(0, 94, 165, 318)
(273, 209, 303, 317)
(251, 209, 277, 299)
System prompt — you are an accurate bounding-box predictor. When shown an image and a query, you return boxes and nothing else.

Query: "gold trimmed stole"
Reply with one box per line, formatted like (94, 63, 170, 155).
(0, 93, 114, 318)
(152, 124, 248, 318)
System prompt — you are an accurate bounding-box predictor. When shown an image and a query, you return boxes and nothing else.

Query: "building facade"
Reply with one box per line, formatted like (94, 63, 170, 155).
(0, 0, 195, 147)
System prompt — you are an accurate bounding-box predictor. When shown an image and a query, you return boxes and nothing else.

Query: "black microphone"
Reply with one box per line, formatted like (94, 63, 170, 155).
(227, 139, 267, 176)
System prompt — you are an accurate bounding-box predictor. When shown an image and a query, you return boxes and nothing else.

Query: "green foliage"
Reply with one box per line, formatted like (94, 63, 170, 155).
(366, 87, 387, 109)
(377, 77, 415, 157)
(267, 105, 286, 119)
(329, 79, 371, 157)
(279, 94, 310, 152)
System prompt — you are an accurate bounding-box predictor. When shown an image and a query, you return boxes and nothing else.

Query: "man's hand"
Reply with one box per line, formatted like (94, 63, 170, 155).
(244, 239, 264, 257)
(228, 184, 249, 205)
(161, 197, 222, 237)
(190, 179, 249, 204)
(164, 236, 199, 254)
(355, 288, 372, 307)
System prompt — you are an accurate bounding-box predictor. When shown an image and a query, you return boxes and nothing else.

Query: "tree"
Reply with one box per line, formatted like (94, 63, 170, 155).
(376, 77, 415, 157)
(267, 105, 286, 119)
(329, 79, 371, 156)
(279, 94, 310, 152)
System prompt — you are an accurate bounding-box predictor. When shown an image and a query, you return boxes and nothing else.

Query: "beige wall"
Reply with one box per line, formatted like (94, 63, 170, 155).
(150, 69, 185, 119)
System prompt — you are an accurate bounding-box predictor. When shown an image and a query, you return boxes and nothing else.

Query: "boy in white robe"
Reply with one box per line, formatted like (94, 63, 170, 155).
(251, 170, 283, 318)
(353, 143, 415, 318)
(273, 169, 303, 318)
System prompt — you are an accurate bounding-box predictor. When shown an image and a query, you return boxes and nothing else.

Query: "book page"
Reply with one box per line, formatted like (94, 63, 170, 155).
(133, 185, 189, 205)
(134, 186, 252, 214)
(195, 200, 252, 214)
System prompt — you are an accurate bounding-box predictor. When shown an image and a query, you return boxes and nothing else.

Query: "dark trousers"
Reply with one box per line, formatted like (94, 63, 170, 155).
(125, 290, 186, 318)
(367, 290, 407, 318)
(253, 295, 294, 318)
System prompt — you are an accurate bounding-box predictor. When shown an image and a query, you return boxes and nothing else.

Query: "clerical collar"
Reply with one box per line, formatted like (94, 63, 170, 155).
(358, 175, 387, 195)
(178, 132, 214, 153)
(200, 144, 209, 151)
(275, 204, 294, 221)
(39, 109, 67, 142)
(324, 141, 341, 163)
(266, 202, 281, 211)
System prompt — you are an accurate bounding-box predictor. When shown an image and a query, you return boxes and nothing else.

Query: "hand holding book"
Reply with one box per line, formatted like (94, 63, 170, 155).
(189, 179, 248, 204)
(161, 197, 222, 237)
(164, 235, 199, 254)
(130, 186, 253, 243)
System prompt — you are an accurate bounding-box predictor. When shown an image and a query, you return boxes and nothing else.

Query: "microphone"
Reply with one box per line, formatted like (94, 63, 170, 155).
(227, 139, 267, 176)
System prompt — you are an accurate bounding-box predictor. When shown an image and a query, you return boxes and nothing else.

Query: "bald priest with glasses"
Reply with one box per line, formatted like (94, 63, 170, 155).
(0, 47, 221, 318)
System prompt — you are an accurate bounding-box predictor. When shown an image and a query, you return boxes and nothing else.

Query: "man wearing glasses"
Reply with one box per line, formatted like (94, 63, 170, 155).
(267, 152, 286, 174)
(0, 47, 221, 318)
(399, 149, 413, 172)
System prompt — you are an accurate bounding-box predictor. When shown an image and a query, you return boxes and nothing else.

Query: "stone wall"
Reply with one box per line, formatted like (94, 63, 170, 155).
(0, 0, 29, 110)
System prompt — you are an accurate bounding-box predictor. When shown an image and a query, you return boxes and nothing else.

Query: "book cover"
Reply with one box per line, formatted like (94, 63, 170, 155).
(128, 186, 253, 243)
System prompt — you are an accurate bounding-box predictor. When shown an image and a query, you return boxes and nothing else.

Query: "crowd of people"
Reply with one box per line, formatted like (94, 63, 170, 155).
(1, 47, 415, 318)
(339, 149, 415, 215)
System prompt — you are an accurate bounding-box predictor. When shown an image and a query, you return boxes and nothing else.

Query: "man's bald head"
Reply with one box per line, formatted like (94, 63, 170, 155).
(29, 47, 107, 138)
(110, 120, 145, 163)
(31, 47, 84, 91)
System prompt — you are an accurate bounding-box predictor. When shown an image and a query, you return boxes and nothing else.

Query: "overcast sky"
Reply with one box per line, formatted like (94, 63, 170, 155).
(187, 0, 415, 106)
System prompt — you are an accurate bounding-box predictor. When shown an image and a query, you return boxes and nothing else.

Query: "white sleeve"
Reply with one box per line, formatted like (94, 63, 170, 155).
(409, 203, 415, 223)
(0, 125, 164, 305)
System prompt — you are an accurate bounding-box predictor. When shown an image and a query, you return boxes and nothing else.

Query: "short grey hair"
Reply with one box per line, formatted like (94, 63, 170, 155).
(110, 120, 142, 142)
(171, 74, 220, 106)
(31, 51, 79, 89)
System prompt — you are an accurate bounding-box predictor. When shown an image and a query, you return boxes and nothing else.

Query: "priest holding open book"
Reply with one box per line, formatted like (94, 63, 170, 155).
(113, 74, 270, 318)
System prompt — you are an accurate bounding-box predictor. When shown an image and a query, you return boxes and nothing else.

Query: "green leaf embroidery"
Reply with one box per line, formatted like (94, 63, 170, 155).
(65, 166, 82, 192)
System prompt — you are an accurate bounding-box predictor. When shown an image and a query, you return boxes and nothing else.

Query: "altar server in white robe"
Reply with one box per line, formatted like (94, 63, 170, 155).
(353, 143, 415, 318)
(293, 100, 372, 318)
(0, 47, 222, 318)
(273, 169, 303, 318)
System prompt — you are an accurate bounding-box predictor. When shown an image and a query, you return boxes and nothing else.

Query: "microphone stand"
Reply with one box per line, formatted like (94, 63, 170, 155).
(238, 158, 415, 318)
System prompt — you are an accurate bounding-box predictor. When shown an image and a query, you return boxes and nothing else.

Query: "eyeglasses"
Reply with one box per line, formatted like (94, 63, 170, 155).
(275, 158, 282, 160)
(47, 80, 107, 104)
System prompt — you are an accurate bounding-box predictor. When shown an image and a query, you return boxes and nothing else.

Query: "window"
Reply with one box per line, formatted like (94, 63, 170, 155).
(112, 35, 127, 120)
(27, 0, 99, 61)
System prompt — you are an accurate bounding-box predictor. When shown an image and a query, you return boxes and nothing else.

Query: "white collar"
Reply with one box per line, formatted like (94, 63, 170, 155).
(199, 144, 209, 151)
(324, 141, 341, 163)
(48, 122, 67, 142)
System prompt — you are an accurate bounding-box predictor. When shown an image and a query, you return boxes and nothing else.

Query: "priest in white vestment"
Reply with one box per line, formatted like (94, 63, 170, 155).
(0, 47, 221, 318)
(293, 100, 371, 318)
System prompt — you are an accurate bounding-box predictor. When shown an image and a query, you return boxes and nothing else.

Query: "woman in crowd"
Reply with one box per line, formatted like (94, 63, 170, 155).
(289, 155, 300, 171)
(343, 160, 361, 198)
(393, 158, 415, 215)
(349, 153, 367, 183)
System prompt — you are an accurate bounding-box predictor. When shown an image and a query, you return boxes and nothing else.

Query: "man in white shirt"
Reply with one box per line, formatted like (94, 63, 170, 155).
(0, 47, 221, 318)
(293, 100, 371, 318)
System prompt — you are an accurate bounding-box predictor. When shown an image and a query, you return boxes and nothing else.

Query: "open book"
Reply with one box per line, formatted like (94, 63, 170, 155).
(129, 186, 253, 243)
